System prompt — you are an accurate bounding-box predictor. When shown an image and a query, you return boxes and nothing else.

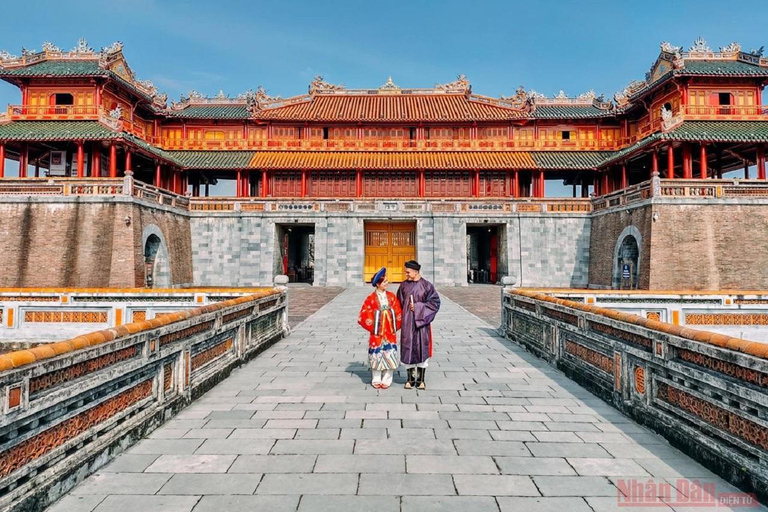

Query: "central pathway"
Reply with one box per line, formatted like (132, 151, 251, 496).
(49, 288, 761, 512)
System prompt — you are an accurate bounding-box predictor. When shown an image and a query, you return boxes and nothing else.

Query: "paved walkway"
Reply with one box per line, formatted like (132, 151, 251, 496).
(48, 287, 762, 512)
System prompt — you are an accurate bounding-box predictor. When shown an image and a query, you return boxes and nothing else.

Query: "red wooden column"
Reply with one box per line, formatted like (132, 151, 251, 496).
(418, 169, 425, 198)
(76, 141, 85, 178)
(621, 163, 628, 189)
(155, 162, 162, 187)
(472, 169, 480, 197)
(744, 160, 750, 179)
(261, 170, 268, 198)
(682, 144, 692, 179)
(242, 170, 249, 197)
(355, 169, 362, 197)
(601, 171, 609, 195)
(700, 144, 708, 179)
(124, 149, 132, 175)
(651, 150, 659, 177)
(537, 170, 547, 197)
(757, 145, 766, 180)
(300, 169, 307, 197)
(109, 143, 117, 178)
(511, 170, 519, 198)
(593, 173, 600, 196)
(19, 142, 27, 178)
(667, 145, 674, 179)
(0, 143, 5, 178)
(92, 142, 101, 177)
(236, 169, 242, 197)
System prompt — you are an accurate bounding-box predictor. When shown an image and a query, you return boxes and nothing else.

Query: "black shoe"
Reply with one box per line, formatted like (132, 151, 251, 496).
(416, 368, 426, 390)
(404, 368, 416, 389)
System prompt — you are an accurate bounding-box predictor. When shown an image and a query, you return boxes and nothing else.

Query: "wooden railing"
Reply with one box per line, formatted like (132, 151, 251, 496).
(503, 289, 768, 502)
(0, 289, 288, 512)
(6, 105, 100, 120)
(159, 137, 624, 152)
(187, 196, 594, 214)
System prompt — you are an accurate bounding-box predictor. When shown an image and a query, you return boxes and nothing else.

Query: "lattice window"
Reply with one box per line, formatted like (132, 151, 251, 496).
(391, 231, 415, 247)
(308, 171, 355, 197)
(271, 171, 302, 197)
(363, 171, 418, 197)
(478, 171, 507, 197)
(478, 127, 506, 140)
(425, 171, 471, 197)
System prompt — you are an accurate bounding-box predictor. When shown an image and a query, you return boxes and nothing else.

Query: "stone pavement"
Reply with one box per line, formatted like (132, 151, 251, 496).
(438, 284, 502, 327)
(286, 285, 345, 326)
(47, 287, 765, 512)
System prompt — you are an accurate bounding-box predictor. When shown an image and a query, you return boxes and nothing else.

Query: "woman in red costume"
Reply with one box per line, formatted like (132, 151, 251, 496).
(358, 267, 402, 389)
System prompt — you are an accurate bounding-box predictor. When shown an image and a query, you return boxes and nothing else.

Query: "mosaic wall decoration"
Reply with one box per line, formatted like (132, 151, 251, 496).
(657, 382, 768, 451)
(678, 348, 768, 388)
(163, 363, 173, 392)
(132, 310, 146, 322)
(565, 339, 614, 375)
(24, 310, 108, 323)
(589, 321, 653, 350)
(542, 307, 578, 326)
(646, 311, 661, 321)
(222, 307, 253, 324)
(191, 338, 233, 371)
(685, 313, 768, 325)
(635, 366, 646, 394)
(29, 345, 141, 395)
(159, 320, 215, 347)
(0, 379, 152, 479)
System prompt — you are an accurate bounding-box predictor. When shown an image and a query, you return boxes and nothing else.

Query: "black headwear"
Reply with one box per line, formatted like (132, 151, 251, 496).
(404, 260, 421, 271)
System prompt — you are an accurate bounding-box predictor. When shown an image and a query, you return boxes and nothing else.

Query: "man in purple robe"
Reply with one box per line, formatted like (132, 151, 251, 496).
(396, 260, 441, 389)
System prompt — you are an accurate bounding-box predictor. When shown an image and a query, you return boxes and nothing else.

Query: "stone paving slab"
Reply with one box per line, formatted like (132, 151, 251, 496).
(46, 287, 766, 512)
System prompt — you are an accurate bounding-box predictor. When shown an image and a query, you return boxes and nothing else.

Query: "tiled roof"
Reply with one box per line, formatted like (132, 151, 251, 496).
(0, 121, 120, 140)
(247, 151, 538, 170)
(255, 94, 526, 122)
(0, 60, 106, 77)
(531, 151, 613, 169)
(531, 105, 615, 119)
(599, 121, 768, 167)
(168, 151, 255, 169)
(663, 121, 768, 142)
(166, 105, 251, 120)
(679, 60, 768, 77)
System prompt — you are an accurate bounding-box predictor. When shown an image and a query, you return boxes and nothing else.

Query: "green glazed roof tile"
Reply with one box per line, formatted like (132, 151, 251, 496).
(166, 105, 251, 120)
(532, 105, 616, 119)
(0, 121, 120, 140)
(0, 60, 107, 77)
(167, 151, 255, 169)
(531, 151, 614, 169)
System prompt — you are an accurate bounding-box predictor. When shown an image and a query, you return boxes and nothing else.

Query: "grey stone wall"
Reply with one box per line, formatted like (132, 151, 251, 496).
(191, 211, 591, 288)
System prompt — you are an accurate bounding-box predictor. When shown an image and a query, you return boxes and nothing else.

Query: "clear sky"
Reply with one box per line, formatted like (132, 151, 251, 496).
(0, 0, 764, 193)
(1, 0, 765, 106)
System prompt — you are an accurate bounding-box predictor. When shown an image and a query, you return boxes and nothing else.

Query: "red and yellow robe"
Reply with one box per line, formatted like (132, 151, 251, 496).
(358, 290, 402, 370)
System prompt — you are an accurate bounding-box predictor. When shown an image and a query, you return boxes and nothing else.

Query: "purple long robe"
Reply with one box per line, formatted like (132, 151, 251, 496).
(397, 278, 441, 365)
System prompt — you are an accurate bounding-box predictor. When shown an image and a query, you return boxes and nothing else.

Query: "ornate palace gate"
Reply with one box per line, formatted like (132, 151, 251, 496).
(364, 221, 416, 283)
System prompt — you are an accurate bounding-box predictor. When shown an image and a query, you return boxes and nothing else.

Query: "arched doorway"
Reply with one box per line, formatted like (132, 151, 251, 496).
(143, 228, 171, 288)
(613, 226, 642, 289)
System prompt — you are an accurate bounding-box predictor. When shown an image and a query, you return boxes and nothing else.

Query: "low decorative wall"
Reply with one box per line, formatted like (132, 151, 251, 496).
(0, 288, 268, 343)
(503, 289, 768, 503)
(0, 287, 288, 512)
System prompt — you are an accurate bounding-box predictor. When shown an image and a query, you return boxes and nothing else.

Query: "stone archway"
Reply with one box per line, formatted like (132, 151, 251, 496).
(612, 226, 641, 289)
(142, 225, 171, 288)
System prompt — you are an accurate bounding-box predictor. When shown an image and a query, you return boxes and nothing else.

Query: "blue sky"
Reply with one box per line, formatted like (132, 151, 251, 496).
(1, 0, 765, 106)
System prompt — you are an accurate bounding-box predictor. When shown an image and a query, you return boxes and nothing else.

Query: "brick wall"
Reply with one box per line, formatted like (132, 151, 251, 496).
(649, 202, 768, 290)
(588, 205, 653, 289)
(0, 198, 192, 288)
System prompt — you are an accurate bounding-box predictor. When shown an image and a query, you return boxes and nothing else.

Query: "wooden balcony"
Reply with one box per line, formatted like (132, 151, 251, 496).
(6, 105, 100, 120)
(159, 138, 623, 152)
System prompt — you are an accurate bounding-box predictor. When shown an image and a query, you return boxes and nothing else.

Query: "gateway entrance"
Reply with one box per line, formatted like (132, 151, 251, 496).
(364, 221, 416, 283)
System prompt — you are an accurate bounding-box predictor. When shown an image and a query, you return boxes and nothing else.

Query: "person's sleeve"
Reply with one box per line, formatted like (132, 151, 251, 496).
(358, 296, 375, 333)
(414, 282, 441, 328)
(392, 292, 403, 330)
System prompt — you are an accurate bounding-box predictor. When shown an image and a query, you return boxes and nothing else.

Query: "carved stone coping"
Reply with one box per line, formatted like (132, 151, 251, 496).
(507, 289, 768, 360)
(0, 290, 281, 373)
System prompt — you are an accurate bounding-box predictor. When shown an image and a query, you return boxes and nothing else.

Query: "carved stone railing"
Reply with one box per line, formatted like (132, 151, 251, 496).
(132, 180, 189, 209)
(503, 289, 768, 502)
(6, 105, 100, 121)
(0, 289, 288, 512)
(187, 197, 594, 214)
(592, 178, 768, 210)
(0, 178, 124, 196)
